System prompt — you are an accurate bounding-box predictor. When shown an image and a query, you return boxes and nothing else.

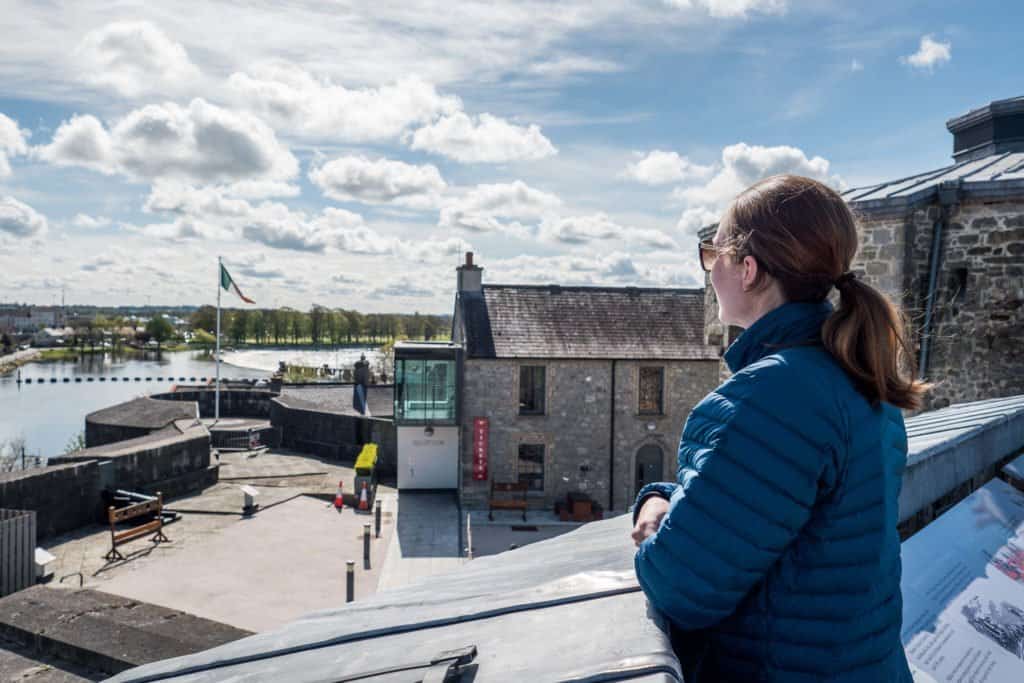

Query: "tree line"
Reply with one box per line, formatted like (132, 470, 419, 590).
(189, 306, 451, 346)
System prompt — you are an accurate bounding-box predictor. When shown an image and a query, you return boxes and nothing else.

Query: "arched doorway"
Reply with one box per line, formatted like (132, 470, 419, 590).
(634, 445, 664, 498)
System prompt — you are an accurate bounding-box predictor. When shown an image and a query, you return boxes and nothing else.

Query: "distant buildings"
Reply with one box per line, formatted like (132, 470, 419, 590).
(0, 305, 63, 334)
(32, 326, 75, 347)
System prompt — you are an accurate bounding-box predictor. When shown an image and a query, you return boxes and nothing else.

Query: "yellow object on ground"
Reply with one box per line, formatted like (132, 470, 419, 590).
(355, 443, 378, 474)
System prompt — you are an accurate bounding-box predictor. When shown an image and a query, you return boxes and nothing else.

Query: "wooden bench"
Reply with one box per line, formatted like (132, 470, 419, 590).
(104, 492, 170, 561)
(489, 481, 528, 521)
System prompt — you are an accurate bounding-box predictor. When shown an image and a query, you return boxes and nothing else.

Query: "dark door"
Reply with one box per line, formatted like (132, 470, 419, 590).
(635, 445, 664, 498)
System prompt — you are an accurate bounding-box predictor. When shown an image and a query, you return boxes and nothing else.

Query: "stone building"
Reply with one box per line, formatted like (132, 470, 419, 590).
(451, 253, 720, 513)
(700, 95, 1024, 410)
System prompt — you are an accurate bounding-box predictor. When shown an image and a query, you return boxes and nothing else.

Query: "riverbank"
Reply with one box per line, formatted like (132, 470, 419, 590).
(0, 349, 40, 375)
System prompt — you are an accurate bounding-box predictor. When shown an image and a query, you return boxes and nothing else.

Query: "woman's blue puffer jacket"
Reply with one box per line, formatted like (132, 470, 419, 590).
(634, 300, 913, 682)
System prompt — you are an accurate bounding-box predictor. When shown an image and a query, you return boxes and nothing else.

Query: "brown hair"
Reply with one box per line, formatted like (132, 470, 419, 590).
(718, 174, 929, 410)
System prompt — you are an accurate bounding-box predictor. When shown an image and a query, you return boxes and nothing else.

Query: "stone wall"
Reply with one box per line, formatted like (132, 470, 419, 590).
(269, 398, 396, 473)
(153, 389, 275, 418)
(908, 200, 1024, 409)
(50, 423, 213, 498)
(460, 358, 719, 512)
(0, 461, 103, 538)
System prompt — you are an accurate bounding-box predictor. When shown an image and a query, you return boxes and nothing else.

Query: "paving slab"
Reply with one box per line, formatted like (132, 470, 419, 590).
(0, 586, 249, 676)
(96, 495, 393, 632)
(377, 491, 466, 591)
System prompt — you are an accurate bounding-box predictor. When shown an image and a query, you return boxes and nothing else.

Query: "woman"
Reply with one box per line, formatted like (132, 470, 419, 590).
(631, 174, 927, 682)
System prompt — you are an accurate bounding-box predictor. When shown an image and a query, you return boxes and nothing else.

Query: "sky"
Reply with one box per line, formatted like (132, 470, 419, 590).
(0, 0, 1020, 314)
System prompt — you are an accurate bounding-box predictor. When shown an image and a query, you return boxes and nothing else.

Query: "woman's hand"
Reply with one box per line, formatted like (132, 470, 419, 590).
(631, 496, 670, 547)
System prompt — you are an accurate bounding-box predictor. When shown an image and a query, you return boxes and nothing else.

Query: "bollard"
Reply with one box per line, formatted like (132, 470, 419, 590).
(346, 560, 355, 602)
(363, 523, 371, 569)
(374, 499, 382, 538)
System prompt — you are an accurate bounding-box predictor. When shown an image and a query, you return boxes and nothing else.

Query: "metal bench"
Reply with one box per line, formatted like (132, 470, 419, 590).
(489, 481, 528, 522)
(104, 493, 170, 561)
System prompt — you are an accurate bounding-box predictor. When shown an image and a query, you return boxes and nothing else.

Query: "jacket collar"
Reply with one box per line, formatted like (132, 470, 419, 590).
(723, 300, 833, 373)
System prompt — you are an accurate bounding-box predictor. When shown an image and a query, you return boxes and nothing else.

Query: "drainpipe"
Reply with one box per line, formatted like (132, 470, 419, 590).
(609, 359, 616, 512)
(919, 180, 961, 379)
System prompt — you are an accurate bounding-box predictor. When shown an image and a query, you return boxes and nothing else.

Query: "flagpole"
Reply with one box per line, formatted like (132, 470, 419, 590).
(215, 256, 222, 422)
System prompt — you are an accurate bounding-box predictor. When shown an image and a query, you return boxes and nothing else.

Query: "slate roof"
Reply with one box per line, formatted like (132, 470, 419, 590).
(458, 284, 719, 361)
(842, 150, 1024, 214)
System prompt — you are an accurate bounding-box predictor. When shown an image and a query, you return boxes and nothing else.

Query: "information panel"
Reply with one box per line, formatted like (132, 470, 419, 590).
(901, 478, 1024, 682)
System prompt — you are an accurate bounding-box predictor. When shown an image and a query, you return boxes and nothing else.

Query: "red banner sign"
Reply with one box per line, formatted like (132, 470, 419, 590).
(472, 417, 489, 481)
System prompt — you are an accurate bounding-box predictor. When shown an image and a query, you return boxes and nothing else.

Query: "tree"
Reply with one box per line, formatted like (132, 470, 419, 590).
(251, 310, 267, 344)
(309, 306, 325, 346)
(190, 305, 217, 333)
(230, 309, 249, 345)
(145, 315, 174, 351)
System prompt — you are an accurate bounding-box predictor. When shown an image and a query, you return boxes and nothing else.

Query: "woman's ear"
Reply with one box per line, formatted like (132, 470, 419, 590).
(741, 255, 759, 291)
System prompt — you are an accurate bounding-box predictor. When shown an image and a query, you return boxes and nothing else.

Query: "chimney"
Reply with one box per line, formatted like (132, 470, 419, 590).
(947, 95, 1024, 162)
(456, 251, 483, 294)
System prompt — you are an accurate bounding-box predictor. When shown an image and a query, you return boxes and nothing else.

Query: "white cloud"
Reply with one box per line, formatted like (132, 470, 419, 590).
(901, 35, 951, 71)
(527, 55, 624, 78)
(540, 213, 619, 244)
(662, 0, 787, 19)
(621, 149, 714, 185)
(408, 112, 557, 163)
(439, 180, 561, 234)
(34, 114, 116, 174)
(309, 156, 446, 209)
(676, 206, 720, 234)
(0, 196, 47, 238)
(71, 213, 111, 229)
(75, 21, 201, 98)
(229, 64, 461, 142)
(0, 113, 29, 178)
(37, 99, 298, 186)
(673, 142, 842, 211)
(539, 212, 677, 249)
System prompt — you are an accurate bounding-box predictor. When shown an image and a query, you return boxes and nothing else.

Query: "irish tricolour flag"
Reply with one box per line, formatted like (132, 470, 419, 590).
(220, 263, 255, 304)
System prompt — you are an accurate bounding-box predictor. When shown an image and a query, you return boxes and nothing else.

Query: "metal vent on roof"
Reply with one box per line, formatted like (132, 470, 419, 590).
(947, 95, 1024, 162)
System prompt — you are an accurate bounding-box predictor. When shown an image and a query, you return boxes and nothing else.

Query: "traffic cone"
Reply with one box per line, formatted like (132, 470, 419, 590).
(358, 481, 369, 511)
(333, 480, 344, 509)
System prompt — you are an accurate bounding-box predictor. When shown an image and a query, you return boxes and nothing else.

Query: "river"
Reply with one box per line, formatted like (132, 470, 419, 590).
(0, 347, 381, 462)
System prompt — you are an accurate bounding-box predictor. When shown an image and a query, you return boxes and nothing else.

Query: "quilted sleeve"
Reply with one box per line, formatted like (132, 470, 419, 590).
(632, 482, 679, 525)
(634, 360, 831, 630)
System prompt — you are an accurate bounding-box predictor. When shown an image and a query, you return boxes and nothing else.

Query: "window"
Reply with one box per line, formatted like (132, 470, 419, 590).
(394, 357, 457, 423)
(519, 365, 545, 415)
(638, 367, 664, 415)
(518, 444, 545, 492)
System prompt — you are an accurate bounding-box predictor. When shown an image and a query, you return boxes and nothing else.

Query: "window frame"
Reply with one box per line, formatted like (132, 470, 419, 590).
(516, 442, 546, 493)
(518, 364, 546, 416)
(637, 365, 665, 416)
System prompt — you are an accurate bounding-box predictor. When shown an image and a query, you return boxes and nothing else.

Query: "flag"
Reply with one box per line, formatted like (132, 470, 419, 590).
(220, 263, 255, 304)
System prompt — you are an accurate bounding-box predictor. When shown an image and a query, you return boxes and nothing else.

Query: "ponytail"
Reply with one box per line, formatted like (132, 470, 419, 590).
(821, 276, 930, 410)
(721, 174, 931, 410)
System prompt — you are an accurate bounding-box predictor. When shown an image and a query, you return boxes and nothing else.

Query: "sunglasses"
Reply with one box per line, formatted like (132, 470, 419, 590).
(698, 240, 727, 273)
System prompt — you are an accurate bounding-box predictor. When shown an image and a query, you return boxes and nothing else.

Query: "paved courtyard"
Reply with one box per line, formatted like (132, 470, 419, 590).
(42, 449, 396, 632)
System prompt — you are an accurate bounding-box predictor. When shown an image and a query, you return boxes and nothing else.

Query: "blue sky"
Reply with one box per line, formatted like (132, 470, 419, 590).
(0, 0, 1019, 312)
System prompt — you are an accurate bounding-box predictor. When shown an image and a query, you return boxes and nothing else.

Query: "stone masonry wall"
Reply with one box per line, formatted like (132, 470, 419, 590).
(0, 461, 103, 538)
(460, 358, 719, 512)
(908, 200, 1024, 409)
(611, 360, 721, 510)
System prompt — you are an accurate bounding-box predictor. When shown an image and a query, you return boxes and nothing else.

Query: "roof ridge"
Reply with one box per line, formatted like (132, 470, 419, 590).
(482, 283, 704, 294)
